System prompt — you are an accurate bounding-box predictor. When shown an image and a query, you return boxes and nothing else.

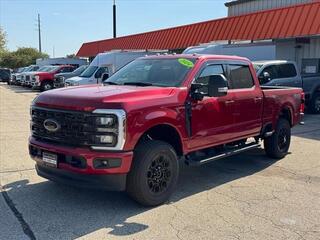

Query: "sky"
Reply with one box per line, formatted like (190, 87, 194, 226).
(0, 0, 227, 57)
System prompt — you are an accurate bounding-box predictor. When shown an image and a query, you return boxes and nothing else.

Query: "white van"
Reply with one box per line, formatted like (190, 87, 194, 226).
(65, 50, 165, 86)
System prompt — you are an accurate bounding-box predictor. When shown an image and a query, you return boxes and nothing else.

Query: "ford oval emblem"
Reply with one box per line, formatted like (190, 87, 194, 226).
(43, 119, 60, 132)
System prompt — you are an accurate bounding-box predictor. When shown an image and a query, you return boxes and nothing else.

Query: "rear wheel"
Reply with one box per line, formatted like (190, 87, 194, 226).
(127, 140, 179, 206)
(40, 81, 53, 92)
(264, 118, 291, 159)
(309, 92, 320, 114)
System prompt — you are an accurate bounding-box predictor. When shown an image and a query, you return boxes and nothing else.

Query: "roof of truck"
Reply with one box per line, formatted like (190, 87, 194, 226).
(141, 54, 250, 62)
(253, 60, 295, 65)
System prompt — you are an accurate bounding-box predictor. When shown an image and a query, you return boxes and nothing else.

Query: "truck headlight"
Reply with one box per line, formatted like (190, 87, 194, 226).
(91, 109, 126, 151)
(96, 116, 116, 127)
(35, 75, 40, 81)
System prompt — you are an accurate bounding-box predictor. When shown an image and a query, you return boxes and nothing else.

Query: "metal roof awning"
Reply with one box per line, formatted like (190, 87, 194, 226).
(77, 2, 320, 57)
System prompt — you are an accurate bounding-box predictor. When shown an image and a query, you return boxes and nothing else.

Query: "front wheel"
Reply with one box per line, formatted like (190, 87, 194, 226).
(40, 81, 53, 92)
(127, 140, 179, 206)
(264, 118, 291, 159)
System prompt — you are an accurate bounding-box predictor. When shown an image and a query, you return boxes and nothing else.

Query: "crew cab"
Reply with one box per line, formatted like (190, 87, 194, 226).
(30, 65, 76, 91)
(254, 60, 320, 113)
(29, 55, 304, 206)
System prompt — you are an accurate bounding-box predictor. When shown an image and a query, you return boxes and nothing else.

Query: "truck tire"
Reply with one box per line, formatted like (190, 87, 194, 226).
(264, 118, 291, 159)
(127, 140, 179, 206)
(40, 81, 53, 92)
(309, 92, 320, 114)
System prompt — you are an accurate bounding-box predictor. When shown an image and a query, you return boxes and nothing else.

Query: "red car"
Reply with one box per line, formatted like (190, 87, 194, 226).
(29, 54, 304, 206)
(30, 65, 76, 91)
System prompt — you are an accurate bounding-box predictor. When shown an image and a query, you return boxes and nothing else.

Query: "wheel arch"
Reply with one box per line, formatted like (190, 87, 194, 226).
(135, 123, 184, 157)
(279, 105, 293, 127)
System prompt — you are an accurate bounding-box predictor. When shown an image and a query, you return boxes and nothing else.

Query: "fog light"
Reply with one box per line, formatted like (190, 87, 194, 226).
(93, 158, 122, 169)
(96, 135, 114, 144)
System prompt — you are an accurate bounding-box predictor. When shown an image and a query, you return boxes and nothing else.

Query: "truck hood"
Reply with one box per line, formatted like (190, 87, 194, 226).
(65, 76, 86, 82)
(55, 72, 74, 78)
(34, 84, 185, 112)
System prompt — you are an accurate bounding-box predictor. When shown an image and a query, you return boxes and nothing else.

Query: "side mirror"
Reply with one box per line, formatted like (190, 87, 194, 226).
(258, 71, 271, 84)
(102, 73, 109, 81)
(207, 74, 228, 97)
(94, 71, 103, 79)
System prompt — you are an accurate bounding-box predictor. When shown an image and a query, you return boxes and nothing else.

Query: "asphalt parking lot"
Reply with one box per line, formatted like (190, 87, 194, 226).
(0, 83, 319, 240)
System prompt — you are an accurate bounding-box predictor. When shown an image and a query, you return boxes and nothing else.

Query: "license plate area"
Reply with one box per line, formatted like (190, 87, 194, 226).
(42, 151, 58, 168)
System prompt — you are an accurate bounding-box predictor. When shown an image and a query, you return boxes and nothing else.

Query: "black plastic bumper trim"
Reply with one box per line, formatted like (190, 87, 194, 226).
(36, 164, 127, 191)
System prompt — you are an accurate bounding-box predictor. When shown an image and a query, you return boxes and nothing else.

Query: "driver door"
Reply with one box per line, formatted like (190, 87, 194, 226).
(188, 63, 235, 150)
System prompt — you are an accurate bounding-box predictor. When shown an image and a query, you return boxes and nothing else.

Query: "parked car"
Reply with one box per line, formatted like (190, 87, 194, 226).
(65, 50, 166, 86)
(29, 54, 304, 206)
(20, 65, 41, 87)
(30, 65, 76, 91)
(54, 65, 88, 88)
(253, 60, 320, 113)
(11, 67, 27, 85)
(0, 68, 12, 84)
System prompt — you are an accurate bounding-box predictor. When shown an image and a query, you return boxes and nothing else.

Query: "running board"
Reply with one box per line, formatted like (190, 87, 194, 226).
(185, 143, 261, 166)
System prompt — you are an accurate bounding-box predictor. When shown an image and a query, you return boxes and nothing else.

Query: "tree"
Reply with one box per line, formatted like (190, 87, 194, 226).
(0, 47, 49, 69)
(66, 53, 78, 59)
(0, 27, 7, 55)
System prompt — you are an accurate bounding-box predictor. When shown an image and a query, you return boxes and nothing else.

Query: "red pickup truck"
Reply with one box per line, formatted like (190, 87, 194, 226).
(30, 65, 76, 91)
(29, 55, 304, 206)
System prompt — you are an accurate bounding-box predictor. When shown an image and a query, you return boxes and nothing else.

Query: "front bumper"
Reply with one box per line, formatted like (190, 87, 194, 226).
(31, 81, 40, 89)
(36, 164, 127, 191)
(29, 137, 133, 191)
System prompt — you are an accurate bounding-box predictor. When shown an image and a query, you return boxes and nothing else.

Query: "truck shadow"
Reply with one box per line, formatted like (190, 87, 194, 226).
(0, 84, 39, 94)
(291, 114, 320, 141)
(2, 148, 279, 239)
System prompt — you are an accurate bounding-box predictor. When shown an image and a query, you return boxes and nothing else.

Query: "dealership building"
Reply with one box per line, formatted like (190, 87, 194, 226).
(76, 0, 320, 72)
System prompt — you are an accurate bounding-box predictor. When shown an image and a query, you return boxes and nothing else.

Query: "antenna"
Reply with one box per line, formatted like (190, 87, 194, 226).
(37, 14, 42, 53)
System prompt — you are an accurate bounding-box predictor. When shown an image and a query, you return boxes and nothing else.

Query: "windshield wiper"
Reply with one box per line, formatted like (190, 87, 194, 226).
(123, 82, 153, 86)
(104, 81, 119, 85)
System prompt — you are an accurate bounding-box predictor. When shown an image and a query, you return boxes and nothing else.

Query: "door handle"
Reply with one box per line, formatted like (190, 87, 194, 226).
(225, 100, 235, 105)
(254, 97, 262, 103)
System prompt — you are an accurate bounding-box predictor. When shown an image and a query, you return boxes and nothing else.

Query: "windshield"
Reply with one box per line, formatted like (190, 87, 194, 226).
(23, 66, 34, 72)
(16, 68, 25, 73)
(253, 64, 263, 72)
(46, 66, 60, 73)
(73, 65, 88, 75)
(37, 66, 51, 72)
(79, 66, 98, 77)
(104, 58, 196, 87)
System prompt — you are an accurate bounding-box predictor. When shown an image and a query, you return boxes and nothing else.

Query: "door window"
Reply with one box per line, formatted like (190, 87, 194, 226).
(196, 64, 225, 94)
(260, 65, 278, 81)
(228, 65, 254, 89)
(94, 67, 107, 78)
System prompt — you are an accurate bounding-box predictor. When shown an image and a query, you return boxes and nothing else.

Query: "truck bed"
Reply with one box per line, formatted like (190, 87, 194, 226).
(261, 86, 303, 128)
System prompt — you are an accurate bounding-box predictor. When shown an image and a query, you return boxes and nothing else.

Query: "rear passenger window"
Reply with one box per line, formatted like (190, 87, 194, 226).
(277, 64, 297, 78)
(228, 65, 254, 89)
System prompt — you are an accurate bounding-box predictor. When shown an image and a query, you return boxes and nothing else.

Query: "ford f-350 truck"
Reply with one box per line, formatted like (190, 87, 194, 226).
(29, 54, 304, 206)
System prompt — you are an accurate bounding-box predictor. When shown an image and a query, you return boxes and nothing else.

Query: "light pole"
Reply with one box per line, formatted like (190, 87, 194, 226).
(113, 0, 117, 38)
(37, 14, 42, 53)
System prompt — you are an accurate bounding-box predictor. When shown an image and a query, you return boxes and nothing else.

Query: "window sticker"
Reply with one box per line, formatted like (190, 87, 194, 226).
(178, 58, 194, 68)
